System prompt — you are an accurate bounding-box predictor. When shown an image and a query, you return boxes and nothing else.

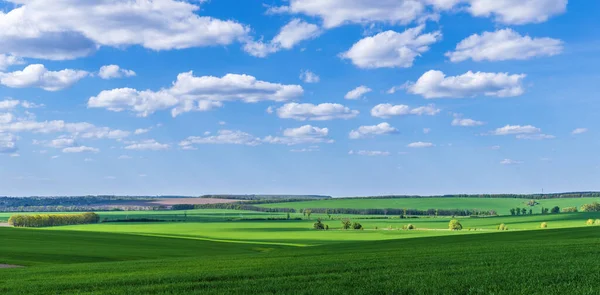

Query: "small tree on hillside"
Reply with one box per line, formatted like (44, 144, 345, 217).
(510, 208, 516, 216)
(541, 222, 548, 228)
(305, 209, 312, 220)
(449, 219, 462, 231)
(406, 224, 415, 230)
(529, 209, 533, 215)
(521, 208, 527, 215)
(341, 219, 352, 230)
(586, 219, 594, 226)
(313, 218, 325, 230)
(497, 223, 506, 230)
(352, 222, 363, 230)
(550, 206, 560, 214)
(516, 208, 521, 215)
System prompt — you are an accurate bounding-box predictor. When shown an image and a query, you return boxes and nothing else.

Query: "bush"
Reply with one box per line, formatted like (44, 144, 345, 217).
(586, 219, 594, 226)
(313, 219, 325, 230)
(497, 223, 506, 230)
(596, 219, 600, 225)
(325, 224, 329, 230)
(550, 206, 560, 214)
(406, 224, 415, 230)
(562, 207, 578, 213)
(352, 222, 363, 230)
(449, 219, 462, 231)
(541, 222, 548, 228)
(580, 202, 600, 212)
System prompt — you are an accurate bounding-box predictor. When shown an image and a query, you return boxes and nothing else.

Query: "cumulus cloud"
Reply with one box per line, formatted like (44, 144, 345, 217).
(244, 19, 320, 57)
(180, 130, 261, 148)
(62, 146, 99, 153)
(0, 54, 24, 70)
(371, 103, 440, 118)
(572, 128, 587, 135)
(134, 128, 150, 135)
(491, 125, 540, 135)
(345, 86, 372, 100)
(516, 134, 555, 140)
(299, 70, 320, 83)
(88, 72, 303, 117)
(274, 102, 359, 121)
(264, 125, 333, 145)
(348, 150, 391, 156)
(349, 122, 398, 139)
(341, 26, 441, 69)
(124, 139, 170, 151)
(98, 65, 136, 79)
(0, 118, 129, 139)
(466, 0, 567, 25)
(451, 114, 485, 126)
(446, 29, 563, 62)
(0, 0, 249, 60)
(406, 70, 526, 98)
(407, 141, 434, 148)
(0, 64, 88, 91)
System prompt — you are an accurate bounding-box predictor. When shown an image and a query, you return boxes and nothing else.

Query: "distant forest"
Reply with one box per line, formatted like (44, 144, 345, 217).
(200, 195, 332, 200)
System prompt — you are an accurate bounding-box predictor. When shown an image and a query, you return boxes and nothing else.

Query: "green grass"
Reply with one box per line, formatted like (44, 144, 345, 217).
(259, 197, 600, 215)
(1, 226, 599, 294)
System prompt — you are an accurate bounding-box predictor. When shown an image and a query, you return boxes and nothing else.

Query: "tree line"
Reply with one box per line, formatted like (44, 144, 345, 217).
(8, 212, 100, 227)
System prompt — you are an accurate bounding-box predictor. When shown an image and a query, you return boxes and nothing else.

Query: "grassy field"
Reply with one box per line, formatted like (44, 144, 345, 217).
(1, 225, 599, 294)
(2, 206, 600, 294)
(258, 197, 600, 215)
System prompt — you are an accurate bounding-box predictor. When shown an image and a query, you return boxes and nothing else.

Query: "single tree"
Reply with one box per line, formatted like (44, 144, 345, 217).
(521, 208, 527, 215)
(541, 222, 548, 228)
(313, 218, 325, 230)
(550, 206, 560, 214)
(449, 219, 463, 231)
(341, 219, 352, 230)
(510, 208, 516, 216)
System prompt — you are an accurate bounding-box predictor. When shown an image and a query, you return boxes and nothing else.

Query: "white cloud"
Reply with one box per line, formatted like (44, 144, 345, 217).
(572, 128, 587, 135)
(84, 158, 94, 162)
(180, 130, 261, 147)
(0, 54, 24, 70)
(371, 103, 440, 118)
(446, 29, 563, 62)
(466, 0, 567, 25)
(62, 146, 99, 153)
(345, 86, 372, 100)
(37, 137, 76, 149)
(244, 19, 320, 57)
(349, 122, 398, 139)
(451, 115, 485, 126)
(407, 141, 434, 148)
(118, 155, 132, 160)
(0, 100, 20, 109)
(500, 158, 523, 165)
(0, 0, 249, 60)
(290, 146, 320, 152)
(423, 128, 431, 134)
(51, 155, 59, 159)
(516, 134, 555, 140)
(407, 70, 526, 98)
(299, 70, 320, 83)
(98, 65, 136, 79)
(0, 64, 88, 91)
(349, 150, 391, 157)
(341, 26, 441, 69)
(124, 139, 169, 151)
(490, 145, 501, 150)
(89, 72, 303, 117)
(0, 133, 17, 153)
(264, 125, 333, 145)
(274, 102, 359, 121)
(491, 125, 540, 135)
(134, 128, 150, 135)
(279, 0, 435, 29)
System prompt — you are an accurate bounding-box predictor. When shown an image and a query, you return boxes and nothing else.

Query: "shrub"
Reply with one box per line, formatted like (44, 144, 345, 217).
(586, 219, 594, 226)
(407, 224, 415, 230)
(562, 207, 578, 213)
(352, 222, 363, 230)
(596, 219, 600, 225)
(541, 222, 548, 229)
(550, 206, 560, 214)
(448, 219, 462, 231)
(580, 202, 600, 212)
(313, 219, 325, 230)
(497, 223, 506, 230)
(325, 224, 329, 230)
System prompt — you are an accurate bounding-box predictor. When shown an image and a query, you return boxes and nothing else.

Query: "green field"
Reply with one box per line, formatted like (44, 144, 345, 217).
(259, 197, 600, 215)
(2, 207, 600, 294)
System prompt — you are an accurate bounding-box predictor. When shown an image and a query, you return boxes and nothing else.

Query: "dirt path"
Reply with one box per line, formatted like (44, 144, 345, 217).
(0, 264, 23, 269)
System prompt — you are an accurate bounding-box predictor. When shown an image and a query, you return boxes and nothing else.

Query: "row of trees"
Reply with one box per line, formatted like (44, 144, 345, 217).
(347, 192, 600, 200)
(8, 212, 100, 227)
(509, 206, 560, 215)
(580, 202, 600, 212)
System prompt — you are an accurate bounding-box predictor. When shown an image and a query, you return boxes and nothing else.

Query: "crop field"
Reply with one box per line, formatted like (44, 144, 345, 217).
(258, 197, 600, 215)
(2, 203, 600, 294)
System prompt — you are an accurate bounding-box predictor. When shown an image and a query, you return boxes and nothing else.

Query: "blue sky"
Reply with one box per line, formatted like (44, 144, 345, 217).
(0, 0, 599, 196)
